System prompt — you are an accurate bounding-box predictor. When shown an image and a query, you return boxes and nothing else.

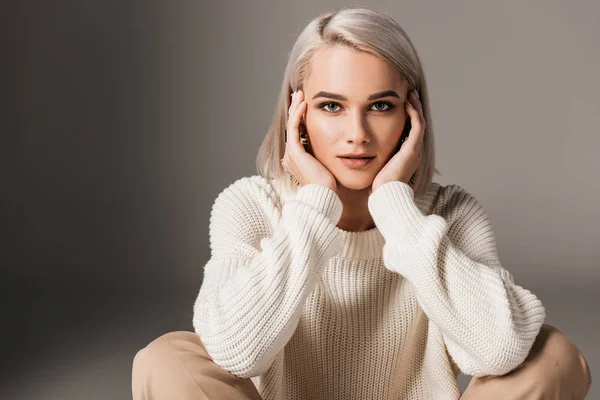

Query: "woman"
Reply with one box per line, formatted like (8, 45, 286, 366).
(132, 6, 591, 399)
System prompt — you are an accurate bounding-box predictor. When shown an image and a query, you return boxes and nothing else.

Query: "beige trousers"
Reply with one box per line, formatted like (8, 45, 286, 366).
(131, 324, 592, 399)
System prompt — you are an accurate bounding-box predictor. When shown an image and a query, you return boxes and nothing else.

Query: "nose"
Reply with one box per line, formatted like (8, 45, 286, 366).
(344, 112, 371, 144)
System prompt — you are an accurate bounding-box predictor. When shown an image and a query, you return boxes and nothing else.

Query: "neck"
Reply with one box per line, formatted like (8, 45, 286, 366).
(335, 184, 375, 232)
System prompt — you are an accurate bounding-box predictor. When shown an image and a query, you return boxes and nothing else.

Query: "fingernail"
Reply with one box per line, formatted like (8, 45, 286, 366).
(413, 89, 419, 99)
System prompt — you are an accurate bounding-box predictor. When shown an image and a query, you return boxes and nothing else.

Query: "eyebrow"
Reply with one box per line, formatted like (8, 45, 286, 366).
(311, 90, 401, 101)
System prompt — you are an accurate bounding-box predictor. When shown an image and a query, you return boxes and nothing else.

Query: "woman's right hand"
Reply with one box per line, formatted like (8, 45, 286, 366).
(282, 90, 340, 196)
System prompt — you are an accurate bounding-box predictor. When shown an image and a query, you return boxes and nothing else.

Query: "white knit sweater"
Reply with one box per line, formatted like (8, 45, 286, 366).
(192, 175, 546, 400)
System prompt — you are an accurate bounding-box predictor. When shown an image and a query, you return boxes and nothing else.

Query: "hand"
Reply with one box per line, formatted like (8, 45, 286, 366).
(370, 90, 426, 194)
(281, 90, 340, 196)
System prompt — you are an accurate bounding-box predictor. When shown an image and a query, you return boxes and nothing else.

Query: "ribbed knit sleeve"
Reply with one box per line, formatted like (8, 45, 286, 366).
(367, 180, 546, 377)
(193, 178, 343, 379)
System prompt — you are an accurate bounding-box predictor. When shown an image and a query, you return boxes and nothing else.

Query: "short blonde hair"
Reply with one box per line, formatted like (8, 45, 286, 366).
(256, 5, 440, 199)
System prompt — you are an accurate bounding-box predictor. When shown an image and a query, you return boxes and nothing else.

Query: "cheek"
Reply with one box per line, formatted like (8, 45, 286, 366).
(305, 131, 334, 159)
(377, 121, 406, 158)
(305, 115, 336, 150)
(379, 116, 405, 144)
(305, 112, 337, 134)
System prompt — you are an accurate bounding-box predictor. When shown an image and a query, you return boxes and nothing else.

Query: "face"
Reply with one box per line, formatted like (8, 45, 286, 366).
(302, 46, 409, 191)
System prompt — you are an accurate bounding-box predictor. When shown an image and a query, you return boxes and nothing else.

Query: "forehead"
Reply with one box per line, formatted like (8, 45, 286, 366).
(304, 46, 406, 96)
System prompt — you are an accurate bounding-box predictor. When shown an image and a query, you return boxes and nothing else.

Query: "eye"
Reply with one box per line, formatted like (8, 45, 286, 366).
(319, 102, 342, 113)
(318, 101, 395, 113)
(371, 101, 394, 112)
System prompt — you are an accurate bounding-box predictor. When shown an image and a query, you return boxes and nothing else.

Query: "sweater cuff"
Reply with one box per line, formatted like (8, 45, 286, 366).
(294, 184, 343, 225)
(368, 180, 436, 243)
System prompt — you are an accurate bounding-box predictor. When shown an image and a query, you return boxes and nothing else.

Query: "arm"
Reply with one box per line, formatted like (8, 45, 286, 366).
(193, 178, 343, 378)
(367, 181, 546, 377)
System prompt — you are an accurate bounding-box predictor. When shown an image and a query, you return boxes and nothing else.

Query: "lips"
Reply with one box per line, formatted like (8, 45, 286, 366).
(339, 156, 375, 168)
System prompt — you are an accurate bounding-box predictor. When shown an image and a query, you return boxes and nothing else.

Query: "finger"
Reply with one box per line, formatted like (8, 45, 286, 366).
(405, 101, 425, 148)
(288, 90, 297, 116)
(286, 91, 299, 131)
(288, 99, 306, 145)
(285, 91, 296, 150)
(297, 90, 306, 124)
(409, 90, 425, 124)
(289, 90, 301, 119)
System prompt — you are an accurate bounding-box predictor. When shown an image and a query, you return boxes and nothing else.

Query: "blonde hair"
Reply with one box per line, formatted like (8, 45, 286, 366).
(256, 5, 441, 199)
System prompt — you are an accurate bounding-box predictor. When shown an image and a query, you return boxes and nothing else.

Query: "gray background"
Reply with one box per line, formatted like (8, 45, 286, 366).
(2, 0, 598, 398)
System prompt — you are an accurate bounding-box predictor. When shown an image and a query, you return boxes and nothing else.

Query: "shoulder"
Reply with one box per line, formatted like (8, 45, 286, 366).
(439, 184, 502, 267)
(431, 183, 499, 260)
(209, 175, 283, 256)
(211, 174, 285, 225)
(417, 181, 492, 236)
(420, 182, 483, 217)
(213, 174, 281, 208)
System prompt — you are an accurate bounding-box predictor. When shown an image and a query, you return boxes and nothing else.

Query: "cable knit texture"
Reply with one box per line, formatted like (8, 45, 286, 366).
(192, 175, 546, 400)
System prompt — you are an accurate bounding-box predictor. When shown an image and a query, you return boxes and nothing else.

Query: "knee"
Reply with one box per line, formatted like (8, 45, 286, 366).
(538, 324, 584, 363)
(132, 331, 208, 399)
(145, 331, 200, 353)
(132, 331, 200, 379)
(536, 324, 591, 391)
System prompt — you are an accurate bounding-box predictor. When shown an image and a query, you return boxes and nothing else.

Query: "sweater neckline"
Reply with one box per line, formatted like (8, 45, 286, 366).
(265, 175, 438, 260)
(268, 177, 386, 260)
(333, 225, 385, 259)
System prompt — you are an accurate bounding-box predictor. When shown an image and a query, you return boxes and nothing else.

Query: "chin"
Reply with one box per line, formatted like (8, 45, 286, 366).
(336, 174, 375, 191)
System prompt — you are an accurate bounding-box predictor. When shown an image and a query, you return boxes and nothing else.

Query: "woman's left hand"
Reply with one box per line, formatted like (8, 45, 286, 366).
(370, 90, 426, 194)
